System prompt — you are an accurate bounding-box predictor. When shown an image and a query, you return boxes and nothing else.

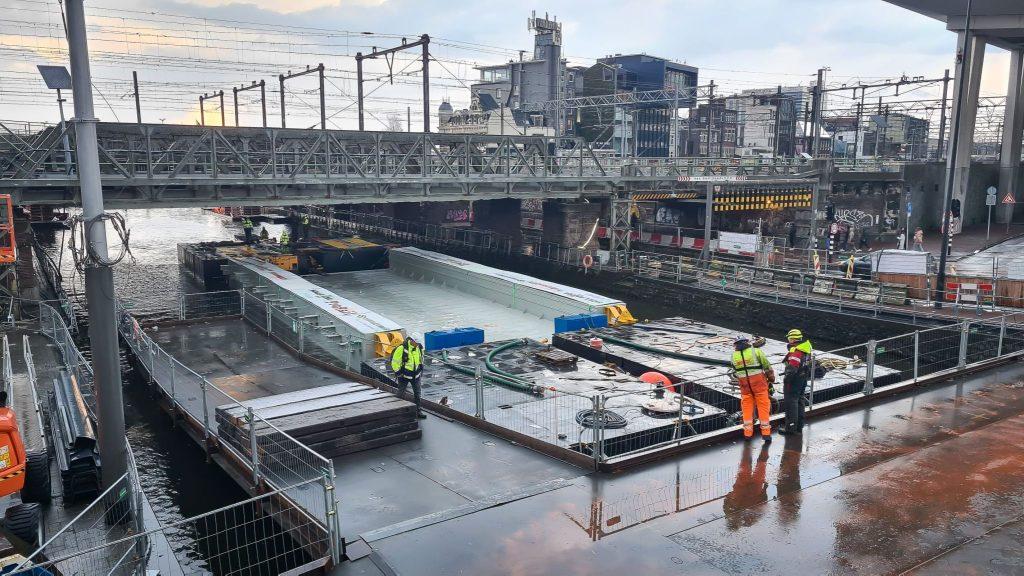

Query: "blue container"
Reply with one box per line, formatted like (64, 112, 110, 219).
(554, 313, 608, 334)
(424, 327, 485, 351)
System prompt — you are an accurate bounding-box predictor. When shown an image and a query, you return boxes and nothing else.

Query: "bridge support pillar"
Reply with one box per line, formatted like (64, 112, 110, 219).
(946, 32, 986, 216)
(998, 48, 1024, 224)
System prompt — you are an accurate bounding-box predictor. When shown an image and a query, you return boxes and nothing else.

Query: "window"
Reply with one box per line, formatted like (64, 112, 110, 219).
(603, 68, 613, 82)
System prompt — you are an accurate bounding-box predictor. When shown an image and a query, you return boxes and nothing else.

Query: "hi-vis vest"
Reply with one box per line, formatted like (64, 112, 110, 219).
(390, 342, 422, 375)
(732, 346, 771, 379)
(785, 340, 814, 376)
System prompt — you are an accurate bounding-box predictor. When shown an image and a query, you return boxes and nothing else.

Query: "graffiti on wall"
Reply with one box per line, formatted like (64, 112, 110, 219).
(834, 208, 874, 227)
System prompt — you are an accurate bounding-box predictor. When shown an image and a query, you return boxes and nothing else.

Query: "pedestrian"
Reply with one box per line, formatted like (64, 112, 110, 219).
(787, 222, 797, 249)
(731, 336, 775, 443)
(859, 229, 870, 250)
(390, 336, 427, 419)
(913, 227, 924, 251)
(779, 329, 813, 435)
(896, 229, 906, 250)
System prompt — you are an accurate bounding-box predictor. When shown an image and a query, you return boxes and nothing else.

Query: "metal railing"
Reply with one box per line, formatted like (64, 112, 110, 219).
(115, 295, 342, 565)
(38, 302, 97, 414)
(631, 250, 1024, 322)
(592, 310, 1024, 464)
(20, 335, 46, 449)
(13, 441, 149, 575)
(1, 334, 12, 400)
(14, 478, 328, 576)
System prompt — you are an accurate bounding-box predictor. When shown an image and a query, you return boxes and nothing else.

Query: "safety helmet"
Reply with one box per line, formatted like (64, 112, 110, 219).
(734, 335, 750, 345)
(787, 329, 803, 341)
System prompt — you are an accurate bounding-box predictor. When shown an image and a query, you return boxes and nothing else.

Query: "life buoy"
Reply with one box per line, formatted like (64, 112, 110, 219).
(582, 254, 594, 269)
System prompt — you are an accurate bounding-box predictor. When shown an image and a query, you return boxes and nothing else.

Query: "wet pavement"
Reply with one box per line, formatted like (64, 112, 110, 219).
(337, 360, 1024, 575)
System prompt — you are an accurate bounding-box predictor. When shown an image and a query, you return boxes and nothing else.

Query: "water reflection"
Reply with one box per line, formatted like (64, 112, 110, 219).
(723, 441, 770, 531)
(776, 434, 803, 527)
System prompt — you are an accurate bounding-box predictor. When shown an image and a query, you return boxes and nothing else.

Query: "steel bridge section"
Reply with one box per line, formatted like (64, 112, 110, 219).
(0, 122, 818, 208)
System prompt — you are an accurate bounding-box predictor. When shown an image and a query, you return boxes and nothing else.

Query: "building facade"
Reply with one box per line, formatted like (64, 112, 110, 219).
(728, 90, 797, 157)
(571, 54, 698, 157)
(682, 99, 738, 157)
(470, 13, 565, 135)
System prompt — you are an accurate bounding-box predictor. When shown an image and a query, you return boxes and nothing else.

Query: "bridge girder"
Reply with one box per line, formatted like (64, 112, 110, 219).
(0, 122, 816, 208)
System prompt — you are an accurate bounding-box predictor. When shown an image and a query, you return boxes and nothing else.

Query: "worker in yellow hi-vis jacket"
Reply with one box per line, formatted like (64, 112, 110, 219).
(390, 337, 426, 419)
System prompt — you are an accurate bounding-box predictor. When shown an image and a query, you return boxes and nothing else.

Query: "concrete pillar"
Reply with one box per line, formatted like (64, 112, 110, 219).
(997, 48, 1024, 224)
(946, 33, 986, 217)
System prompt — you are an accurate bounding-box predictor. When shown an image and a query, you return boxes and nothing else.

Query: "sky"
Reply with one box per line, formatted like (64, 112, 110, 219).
(0, 0, 1012, 131)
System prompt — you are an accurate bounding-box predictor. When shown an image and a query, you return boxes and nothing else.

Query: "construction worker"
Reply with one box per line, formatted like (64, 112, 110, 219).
(390, 336, 427, 419)
(279, 229, 290, 246)
(301, 214, 311, 240)
(731, 336, 775, 442)
(259, 226, 270, 241)
(242, 218, 254, 243)
(779, 328, 813, 435)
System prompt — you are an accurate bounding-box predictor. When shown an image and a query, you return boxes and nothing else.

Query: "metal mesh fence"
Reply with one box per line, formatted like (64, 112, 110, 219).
(15, 479, 329, 576)
(182, 290, 243, 320)
(14, 449, 148, 576)
(115, 300, 341, 556)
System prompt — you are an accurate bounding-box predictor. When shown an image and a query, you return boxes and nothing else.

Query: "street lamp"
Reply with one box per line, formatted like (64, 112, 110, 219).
(36, 64, 74, 174)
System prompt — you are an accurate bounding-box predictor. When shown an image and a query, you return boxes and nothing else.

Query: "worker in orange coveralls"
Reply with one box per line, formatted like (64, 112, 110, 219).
(731, 336, 775, 442)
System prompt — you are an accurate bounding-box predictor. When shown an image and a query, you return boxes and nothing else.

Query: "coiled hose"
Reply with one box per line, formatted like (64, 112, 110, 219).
(599, 334, 734, 367)
(575, 408, 628, 429)
(438, 348, 544, 395)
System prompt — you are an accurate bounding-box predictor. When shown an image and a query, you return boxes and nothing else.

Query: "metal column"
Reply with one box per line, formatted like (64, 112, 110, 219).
(701, 182, 713, 261)
(997, 48, 1024, 224)
(66, 0, 128, 488)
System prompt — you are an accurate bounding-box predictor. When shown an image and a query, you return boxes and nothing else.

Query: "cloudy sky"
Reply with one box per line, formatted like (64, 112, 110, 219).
(0, 0, 1011, 130)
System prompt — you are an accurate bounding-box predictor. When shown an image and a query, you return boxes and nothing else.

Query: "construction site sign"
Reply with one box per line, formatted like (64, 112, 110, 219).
(1004, 192, 1017, 204)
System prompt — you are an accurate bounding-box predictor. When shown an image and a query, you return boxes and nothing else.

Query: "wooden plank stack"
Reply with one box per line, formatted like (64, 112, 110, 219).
(216, 381, 420, 461)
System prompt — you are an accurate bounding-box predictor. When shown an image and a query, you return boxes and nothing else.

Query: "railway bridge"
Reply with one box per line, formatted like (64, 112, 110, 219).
(0, 121, 823, 208)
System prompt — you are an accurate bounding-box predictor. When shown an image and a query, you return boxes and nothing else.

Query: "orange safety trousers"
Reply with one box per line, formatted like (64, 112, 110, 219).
(738, 372, 772, 437)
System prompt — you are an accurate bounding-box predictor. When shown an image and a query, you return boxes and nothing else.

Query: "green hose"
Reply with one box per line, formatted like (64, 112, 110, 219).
(485, 339, 526, 380)
(438, 348, 543, 395)
(599, 334, 734, 367)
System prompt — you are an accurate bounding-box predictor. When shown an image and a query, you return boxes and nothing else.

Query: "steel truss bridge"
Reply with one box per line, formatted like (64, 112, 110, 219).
(0, 122, 820, 208)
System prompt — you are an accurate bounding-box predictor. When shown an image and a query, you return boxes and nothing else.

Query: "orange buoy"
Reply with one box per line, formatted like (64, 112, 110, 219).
(640, 371, 677, 394)
(0, 406, 27, 497)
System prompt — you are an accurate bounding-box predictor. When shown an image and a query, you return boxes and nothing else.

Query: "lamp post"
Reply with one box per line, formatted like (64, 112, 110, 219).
(36, 65, 74, 174)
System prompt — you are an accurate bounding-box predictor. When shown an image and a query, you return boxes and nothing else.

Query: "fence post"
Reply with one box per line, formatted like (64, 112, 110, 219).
(239, 290, 245, 317)
(266, 305, 272, 334)
(997, 316, 1006, 357)
(200, 378, 211, 455)
(247, 407, 260, 487)
(958, 321, 969, 368)
(179, 295, 185, 320)
(863, 340, 876, 395)
(148, 341, 156, 383)
(169, 357, 177, 415)
(912, 331, 920, 383)
(474, 366, 484, 419)
(591, 394, 603, 470)
(807, 354, 816, 412)
(322, 469, 342, 565)
(298, 321, 305, 353)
